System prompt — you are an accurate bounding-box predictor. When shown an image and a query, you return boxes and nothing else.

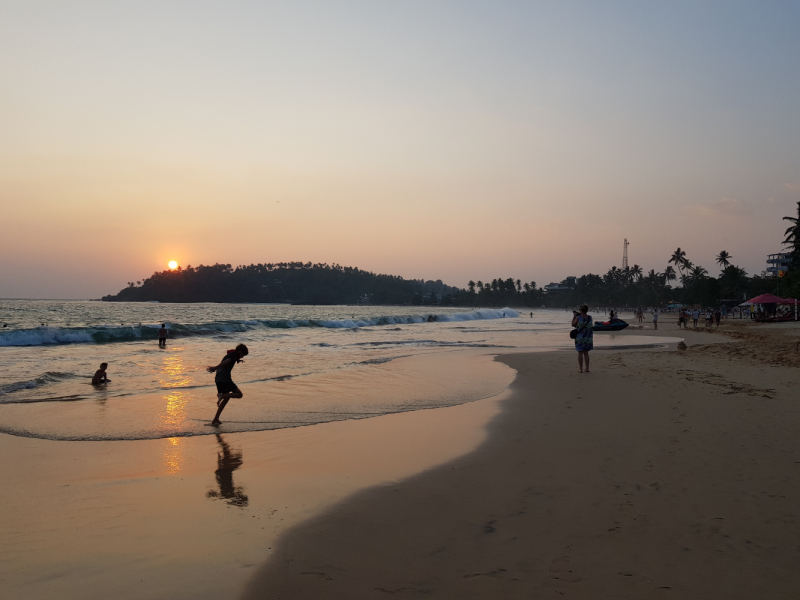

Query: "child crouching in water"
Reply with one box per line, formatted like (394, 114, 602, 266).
(92, 363, 109, 385)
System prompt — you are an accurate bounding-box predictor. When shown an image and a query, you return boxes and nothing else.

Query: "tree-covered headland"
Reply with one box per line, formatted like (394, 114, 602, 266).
(102, 262, 459, 305)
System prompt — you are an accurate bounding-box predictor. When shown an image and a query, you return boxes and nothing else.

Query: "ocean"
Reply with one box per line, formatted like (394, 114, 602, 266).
(0, 300, 672, 442)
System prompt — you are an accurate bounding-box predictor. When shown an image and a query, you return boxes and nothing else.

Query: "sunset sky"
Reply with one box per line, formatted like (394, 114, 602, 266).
(2, 1, 799, 298)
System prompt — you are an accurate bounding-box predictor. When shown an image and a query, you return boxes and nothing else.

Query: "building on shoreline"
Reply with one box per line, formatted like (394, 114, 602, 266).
(766, 252, 792, 277)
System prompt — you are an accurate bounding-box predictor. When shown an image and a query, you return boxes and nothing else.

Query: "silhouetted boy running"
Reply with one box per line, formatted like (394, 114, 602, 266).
(207, 344, 249, 426)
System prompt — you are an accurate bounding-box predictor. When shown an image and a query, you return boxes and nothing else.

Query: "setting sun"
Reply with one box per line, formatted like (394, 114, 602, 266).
(168, 261, 178, 270)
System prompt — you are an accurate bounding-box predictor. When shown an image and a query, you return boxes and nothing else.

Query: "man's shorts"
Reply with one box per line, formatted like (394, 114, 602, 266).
(216, 381, 240, 395)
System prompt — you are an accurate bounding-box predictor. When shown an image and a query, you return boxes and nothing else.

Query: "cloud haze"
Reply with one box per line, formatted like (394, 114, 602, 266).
(1, 2, 799, 297)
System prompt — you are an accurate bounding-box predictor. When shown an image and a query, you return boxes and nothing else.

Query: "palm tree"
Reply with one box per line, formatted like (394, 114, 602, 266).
(669, 248, 687, 272)
(605, 266, 620, 283)
(476, 281, 484, 292)
(688, 265, 708, 282)
(783, 200, 800, 265)
(631, 264, 643, 281)
(719, 265, 748, 298)
(716, 250, 732, 269)
(515, 279, 522, 293)
(664, 265, 677, 283)
(468, 280, 476, 294)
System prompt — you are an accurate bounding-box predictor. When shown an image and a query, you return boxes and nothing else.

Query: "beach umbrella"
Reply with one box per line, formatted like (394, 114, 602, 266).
(778, 297, 798, 305)
(745, 293, 785, 304)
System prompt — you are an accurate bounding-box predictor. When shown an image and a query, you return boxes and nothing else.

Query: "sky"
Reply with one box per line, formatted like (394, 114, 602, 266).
(1, 1, 799, 298)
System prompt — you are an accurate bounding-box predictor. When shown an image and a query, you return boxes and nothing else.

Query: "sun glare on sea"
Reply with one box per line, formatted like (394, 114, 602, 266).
(168, 260, 178, 269)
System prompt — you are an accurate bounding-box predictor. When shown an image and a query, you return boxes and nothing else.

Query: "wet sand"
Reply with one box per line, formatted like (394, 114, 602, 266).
(0, 353, 514, 600)
(244, 318, 800, 599)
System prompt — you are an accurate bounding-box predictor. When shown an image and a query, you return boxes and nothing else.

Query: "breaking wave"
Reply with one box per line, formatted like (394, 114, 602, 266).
(0, 372, 80, 395)
(0, 308, 519, 346)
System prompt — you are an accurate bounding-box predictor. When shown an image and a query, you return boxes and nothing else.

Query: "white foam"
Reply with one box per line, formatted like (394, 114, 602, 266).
(0, 328, 95, 346)
(317, 308, 518, 329)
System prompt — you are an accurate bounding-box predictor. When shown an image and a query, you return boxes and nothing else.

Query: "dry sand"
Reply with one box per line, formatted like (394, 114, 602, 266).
(244, 318, 800, 599)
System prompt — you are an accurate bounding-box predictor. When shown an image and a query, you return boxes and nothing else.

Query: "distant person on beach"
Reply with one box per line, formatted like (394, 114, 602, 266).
(677, 309, 686, 329)
(653, 309, 659, 330)
(91, 363, 109, 385)
(207, 343, 249, 426)
(158, 324, 168, 348)
(692, 308, 700, 328)
(714, 308, 721, 327)
(571, 305, 593, 373)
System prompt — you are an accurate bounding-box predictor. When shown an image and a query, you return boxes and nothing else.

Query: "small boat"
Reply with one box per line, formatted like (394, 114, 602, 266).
(593, 319, 629, 332)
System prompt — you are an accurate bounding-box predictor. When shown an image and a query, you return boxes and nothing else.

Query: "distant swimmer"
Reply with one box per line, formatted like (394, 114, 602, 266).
(91, 362, 109, 385)
(158, 324, 168, 348)
(207, 344, 249, 426)
(530, 312, 533, 318)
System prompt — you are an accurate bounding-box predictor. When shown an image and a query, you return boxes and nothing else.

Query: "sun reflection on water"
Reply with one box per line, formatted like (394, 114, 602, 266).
(159, 352, 192, 388)
(158, 353, 192, 473)
(160, 391, 189, 429)
(163, 436, 183, 475)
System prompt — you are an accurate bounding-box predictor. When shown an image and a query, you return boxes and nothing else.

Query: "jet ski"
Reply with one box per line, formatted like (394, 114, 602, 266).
(593, 319, 629, 332)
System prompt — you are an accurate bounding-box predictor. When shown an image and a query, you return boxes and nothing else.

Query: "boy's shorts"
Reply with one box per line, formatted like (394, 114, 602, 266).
(216, 381, 240, 395)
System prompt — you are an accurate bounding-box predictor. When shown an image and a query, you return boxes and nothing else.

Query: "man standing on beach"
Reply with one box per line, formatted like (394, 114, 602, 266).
(207, 344, 249, 426)
(158, 324, 168, 348)
(652, 308, 659, 330)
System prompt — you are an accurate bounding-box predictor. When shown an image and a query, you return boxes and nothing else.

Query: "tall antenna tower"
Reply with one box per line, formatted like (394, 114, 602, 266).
(622, 238, 629, 269)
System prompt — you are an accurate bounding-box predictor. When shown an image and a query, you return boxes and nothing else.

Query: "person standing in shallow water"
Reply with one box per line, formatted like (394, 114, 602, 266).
(571, 305, 593, 373)
(157, 324, 168, 348)
(207, 343, 249, 426)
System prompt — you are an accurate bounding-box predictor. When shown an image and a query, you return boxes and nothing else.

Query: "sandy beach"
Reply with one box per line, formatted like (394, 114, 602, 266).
(244, 317, 800, 599)
(3, 316, 800, 599)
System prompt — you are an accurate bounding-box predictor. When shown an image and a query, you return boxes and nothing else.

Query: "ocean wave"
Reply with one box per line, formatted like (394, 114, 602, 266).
(0, 308, 520, 346)
(350, 355, 412, 366)
(0, 371, 80, 395)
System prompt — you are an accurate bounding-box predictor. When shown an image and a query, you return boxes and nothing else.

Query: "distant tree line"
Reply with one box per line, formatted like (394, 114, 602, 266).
(452, 251, 783, 309)
(102, 262, 460, 305)
(105, 202, 800, 308)
(453, 202, 800, 308)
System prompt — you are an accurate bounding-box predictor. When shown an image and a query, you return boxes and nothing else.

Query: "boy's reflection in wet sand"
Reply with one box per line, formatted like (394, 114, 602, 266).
(206, 434, 249, 507)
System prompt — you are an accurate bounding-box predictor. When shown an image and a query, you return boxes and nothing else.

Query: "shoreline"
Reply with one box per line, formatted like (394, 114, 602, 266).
(0, 353, 514, 600)
(243, 320, 800, 599)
